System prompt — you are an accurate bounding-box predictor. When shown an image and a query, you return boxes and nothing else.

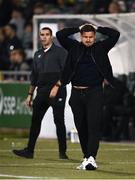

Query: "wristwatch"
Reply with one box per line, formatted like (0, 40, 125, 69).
(55, 82, 61, 87)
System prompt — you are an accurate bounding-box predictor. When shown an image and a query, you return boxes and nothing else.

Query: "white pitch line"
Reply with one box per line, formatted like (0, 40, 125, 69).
(1, 148, 135, 153)
(0, 149, 81, 152)
(0, 175, 133, 180)
(0, 161, 135, 167)
(0, 173, 59, 179)
(36, 148, 135, 152)
(0, 163, 76, 167)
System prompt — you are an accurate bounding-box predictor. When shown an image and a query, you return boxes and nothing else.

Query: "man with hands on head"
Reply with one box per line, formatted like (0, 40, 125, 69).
(12, 27, 68, 160)
(55, 23, 120, 170)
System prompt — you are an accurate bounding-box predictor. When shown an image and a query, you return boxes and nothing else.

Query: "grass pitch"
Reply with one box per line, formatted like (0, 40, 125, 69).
(0, 138, 135, 179)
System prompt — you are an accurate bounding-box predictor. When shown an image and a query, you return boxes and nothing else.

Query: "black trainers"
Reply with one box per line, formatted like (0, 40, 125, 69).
(12, 148, 34, 159)
(59, 153, 69, 160)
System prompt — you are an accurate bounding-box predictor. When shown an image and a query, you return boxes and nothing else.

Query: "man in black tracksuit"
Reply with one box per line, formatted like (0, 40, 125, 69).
(55, 24, 120, 170)
(12, 27, 68, 159)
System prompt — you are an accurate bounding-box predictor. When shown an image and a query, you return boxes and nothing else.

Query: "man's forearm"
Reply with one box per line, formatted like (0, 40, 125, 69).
(28, 85, 36, 96)
(97, 26, 120, 39)
(56, 27, 80, 50)
(56, 27, 79, 39)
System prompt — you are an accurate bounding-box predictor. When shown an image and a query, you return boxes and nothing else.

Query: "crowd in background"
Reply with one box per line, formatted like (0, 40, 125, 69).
(0, 0, 135, 71)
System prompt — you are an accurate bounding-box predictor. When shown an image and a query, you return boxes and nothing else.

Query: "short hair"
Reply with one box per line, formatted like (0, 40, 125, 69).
(7, 23, 17, 32)
(10, 49, 26, 58)
(40, 27, 52, 35)
(80, 25, 96, 34)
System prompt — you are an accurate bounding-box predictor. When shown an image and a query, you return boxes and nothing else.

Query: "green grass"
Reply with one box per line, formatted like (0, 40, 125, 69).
(0, 138, 135, 179)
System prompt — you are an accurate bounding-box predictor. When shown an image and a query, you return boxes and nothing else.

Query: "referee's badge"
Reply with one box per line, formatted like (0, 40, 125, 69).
(58, 98, 63, 102)
(38, 54, 41, 58)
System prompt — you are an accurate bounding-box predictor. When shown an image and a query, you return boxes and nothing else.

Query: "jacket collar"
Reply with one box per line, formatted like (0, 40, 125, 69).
(41, 43, 56, 52)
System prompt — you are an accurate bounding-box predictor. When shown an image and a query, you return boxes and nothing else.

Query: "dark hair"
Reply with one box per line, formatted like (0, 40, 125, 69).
(40, 27, 52, 35)
(10, 49, 26, 58)
(80, 25, 96, 34)
(8, 23, 17, 32)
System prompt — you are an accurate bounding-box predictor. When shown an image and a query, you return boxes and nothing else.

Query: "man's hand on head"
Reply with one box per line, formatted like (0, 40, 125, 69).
(79, 24, 97, 30)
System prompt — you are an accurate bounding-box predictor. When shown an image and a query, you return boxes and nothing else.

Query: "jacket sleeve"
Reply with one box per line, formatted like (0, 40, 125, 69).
(97, 26, 120, 52)
(60, 54, 73, 86)
(58, 48, 68, 71)
(56, 27, 80, 51)
(30, 53, 38, 86)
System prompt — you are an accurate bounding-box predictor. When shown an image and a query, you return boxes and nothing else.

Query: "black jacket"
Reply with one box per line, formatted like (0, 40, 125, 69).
(30, 43, 67, 88)
(56, 26, 120, 87)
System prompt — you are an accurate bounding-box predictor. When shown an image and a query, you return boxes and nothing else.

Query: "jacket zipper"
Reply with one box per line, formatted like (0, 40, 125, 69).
(90, 47, 114, 88)
(67, 46, 114, 88)
(67, 51, 84, 83)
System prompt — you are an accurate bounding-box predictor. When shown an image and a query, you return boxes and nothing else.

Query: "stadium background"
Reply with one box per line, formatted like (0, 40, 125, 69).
(0, 0, 135, 140)
(1, 0, 135, 179)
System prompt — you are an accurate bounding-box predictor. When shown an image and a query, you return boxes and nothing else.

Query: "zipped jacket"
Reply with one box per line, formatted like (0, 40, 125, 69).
(56, 26, 120, 87)
(30, 43, 67, 88)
